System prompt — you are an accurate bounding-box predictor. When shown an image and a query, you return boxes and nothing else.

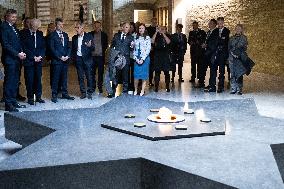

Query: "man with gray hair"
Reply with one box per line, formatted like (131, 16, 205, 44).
(21, 18, 46, 105)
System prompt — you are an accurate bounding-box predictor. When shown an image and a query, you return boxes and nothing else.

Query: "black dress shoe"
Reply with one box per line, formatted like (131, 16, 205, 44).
(205, 88, 216, 92)
(5, 105, 19, 112)
(87, 94, 92, 99)
(27, 100, 35, 105)
(13, 103, 26, 108)
(51, 97, 58, 103)
(99, 89, 103, 94)
(80, 94, 86, 99)
(230, 91, 237, 94)
(107, 93, 114, 98)
(217, 89, 224, 93)
(178, 78, 184, 82)
(237, 91, 243, 95)
(189, 79, 195, 83)
(166, 88, 170, 92)
(204, 85, 210, 90)
(36, 98, 45, 103)
(62, 95, 75, 100)
(154, 88, 158, 92)
(149, 83, 154, 87)
(16, 94, 26, 102)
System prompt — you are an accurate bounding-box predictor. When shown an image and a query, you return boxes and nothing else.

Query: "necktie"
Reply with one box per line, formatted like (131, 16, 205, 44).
(59, 32, 64, 46)
(32, 32, 36, 48)
(219, 29, 222, 37)
(206, 31, 211, 41)
(121, 34, 126, 42)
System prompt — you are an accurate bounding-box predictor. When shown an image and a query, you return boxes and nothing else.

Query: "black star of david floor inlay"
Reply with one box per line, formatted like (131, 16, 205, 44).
(0, 95, 283, 188)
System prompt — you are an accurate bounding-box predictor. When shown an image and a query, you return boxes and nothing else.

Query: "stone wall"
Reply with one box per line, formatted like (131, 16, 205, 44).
(0, 0, 25, 22)
(173, 0, 284, 77)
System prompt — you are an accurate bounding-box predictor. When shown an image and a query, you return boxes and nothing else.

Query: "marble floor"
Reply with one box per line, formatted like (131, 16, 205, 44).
(0, 58, 283, 187)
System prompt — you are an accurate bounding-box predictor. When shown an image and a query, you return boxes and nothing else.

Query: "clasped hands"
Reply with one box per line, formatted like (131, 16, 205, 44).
(34, 56, 43, 62)
(136, 59, 144, 65)
(60, 56, 69, 62)
(18, 52, 26, 60)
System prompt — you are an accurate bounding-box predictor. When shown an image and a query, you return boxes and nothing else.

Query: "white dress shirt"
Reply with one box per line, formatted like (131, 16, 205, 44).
(77, 33, 84, 56)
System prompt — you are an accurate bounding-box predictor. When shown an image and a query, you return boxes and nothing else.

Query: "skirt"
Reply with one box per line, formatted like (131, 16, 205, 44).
(134, 56, 150, 80)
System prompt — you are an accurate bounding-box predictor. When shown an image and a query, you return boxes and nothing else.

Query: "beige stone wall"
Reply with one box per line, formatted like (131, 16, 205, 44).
(174, 0, 284, 77)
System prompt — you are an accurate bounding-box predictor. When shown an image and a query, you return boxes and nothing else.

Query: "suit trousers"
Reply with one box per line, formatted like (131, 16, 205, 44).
(4, 63, 20, 106)
(198, 53, 210, 84)
(209, 52, 226, 90)
(24, 64, 43, 100)
(92, 56, 104, 91)
(51, 63, 69, 97)
(190, 50, 203, 80)
(115, 62, 130, 93)
(76, 56, 93, 95)
(154, 70, 170, 89)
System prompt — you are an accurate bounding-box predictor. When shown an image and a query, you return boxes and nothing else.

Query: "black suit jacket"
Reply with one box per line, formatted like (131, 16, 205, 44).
(21, 29, 46, 66)
(111, 32, 134, 57)
(171, 33, 187, 55)
(48, 31, 71, 64)
(204, 28, 219, 57)
(71, 32, 94, 64)
(0, 21, 22, 65)
(89, 30, 108, 57)
(217, 27, 230, 58)
(188, 29, 206, 53)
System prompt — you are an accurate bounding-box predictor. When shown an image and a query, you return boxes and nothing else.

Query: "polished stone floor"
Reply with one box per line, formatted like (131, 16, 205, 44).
(0, 56, 283, 188)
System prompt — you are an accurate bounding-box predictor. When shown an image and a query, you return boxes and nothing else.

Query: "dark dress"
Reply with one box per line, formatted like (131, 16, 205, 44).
(153, 33, 171, 72)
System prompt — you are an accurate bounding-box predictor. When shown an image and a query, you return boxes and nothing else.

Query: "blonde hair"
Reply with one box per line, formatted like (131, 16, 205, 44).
(30, 18, 41, 30)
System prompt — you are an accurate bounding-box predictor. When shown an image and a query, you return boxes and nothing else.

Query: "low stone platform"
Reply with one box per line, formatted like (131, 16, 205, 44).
(1, 95, 284, 188)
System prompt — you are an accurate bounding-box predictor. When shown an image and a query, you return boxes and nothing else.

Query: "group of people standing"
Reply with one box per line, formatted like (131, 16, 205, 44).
(0, 8, 253, 112)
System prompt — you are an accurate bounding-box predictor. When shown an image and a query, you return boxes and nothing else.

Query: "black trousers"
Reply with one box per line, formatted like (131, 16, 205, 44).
(190, 50, 203, 80)
(128, 58, 135, 90)
(172, 54, 184, 79)
(209, 52, 226, 90)
(51, 63, 69, 97)
(4, 63, 20, 106)
(115, 62, 130, 93)
(198, 53, 210, 84)
(92, 56, 104, 91)
(149, 50, 155, 83)
(24, 64, 43, 100)
(76, 56, 93, 95)
(154, 70, 170, 89)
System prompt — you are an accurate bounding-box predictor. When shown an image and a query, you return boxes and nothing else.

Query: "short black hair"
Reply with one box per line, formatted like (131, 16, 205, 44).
(55, 17, 63, 25)
(217, 17, 224, 21)
(192, 21, 198, 25)
(176, 24, 183, 29)
(94, 20, 101, 24)
(5, 9, 17, 17)
(210, 19, 217, 25)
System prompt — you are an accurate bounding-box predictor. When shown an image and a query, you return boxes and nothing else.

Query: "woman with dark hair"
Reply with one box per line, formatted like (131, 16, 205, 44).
(128, 22, 137, 92)
(133, 23, 151, 96)
(151, 26, 171, 92)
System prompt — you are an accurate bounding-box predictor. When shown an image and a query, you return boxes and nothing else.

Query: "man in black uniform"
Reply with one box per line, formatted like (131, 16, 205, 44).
(188, 21, 206, 84)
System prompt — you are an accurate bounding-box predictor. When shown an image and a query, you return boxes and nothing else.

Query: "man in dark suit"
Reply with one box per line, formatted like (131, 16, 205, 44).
(1, 9, 27, 111)
(188, 21, 206, 84)
(146, 17, 158, 86)
(196, 19, 219, 88)
(111, 22, 134, 94)
(49, 17, 75, 103)
(21, 18, 46, 105)
(72, 21, 94, 99)
(208, 17, 230, 93)
(171, 24, 187, 82)
(89, 21, 108, 94)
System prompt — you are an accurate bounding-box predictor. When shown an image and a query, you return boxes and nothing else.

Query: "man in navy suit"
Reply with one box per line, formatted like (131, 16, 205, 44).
(49, 17, 75, 103)
(72, 22, 94, 99)
(111, 22, 134, 95)
(21, 18, 46, 105)
(208, 17, 230, 93)
(89, 21, 108, 94)
(1, 9, 26, 111)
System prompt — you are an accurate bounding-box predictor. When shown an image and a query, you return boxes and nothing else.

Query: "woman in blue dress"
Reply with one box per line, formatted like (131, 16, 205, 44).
(133, 23, 151, 96)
